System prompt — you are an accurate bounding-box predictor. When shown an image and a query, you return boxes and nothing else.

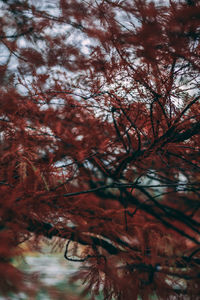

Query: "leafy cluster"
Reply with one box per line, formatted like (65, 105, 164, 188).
(0, 0, 200, 299)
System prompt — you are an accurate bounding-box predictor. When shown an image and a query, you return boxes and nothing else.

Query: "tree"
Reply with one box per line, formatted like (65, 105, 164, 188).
(0, 0, 200, 298)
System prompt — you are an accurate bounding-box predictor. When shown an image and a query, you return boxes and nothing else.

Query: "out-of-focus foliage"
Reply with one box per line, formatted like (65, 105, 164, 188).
(0, 0, 200, 299)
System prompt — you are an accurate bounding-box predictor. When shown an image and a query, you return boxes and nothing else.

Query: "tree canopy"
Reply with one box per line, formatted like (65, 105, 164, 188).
(0, 0, 200, 299)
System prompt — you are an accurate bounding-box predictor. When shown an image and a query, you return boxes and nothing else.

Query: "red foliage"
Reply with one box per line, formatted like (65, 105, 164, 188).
(0, 0, 200, 299)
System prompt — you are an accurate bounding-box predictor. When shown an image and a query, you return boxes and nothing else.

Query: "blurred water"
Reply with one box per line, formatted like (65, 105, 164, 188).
(0, 254, 83, 300)
(26, 255, 78, 285)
